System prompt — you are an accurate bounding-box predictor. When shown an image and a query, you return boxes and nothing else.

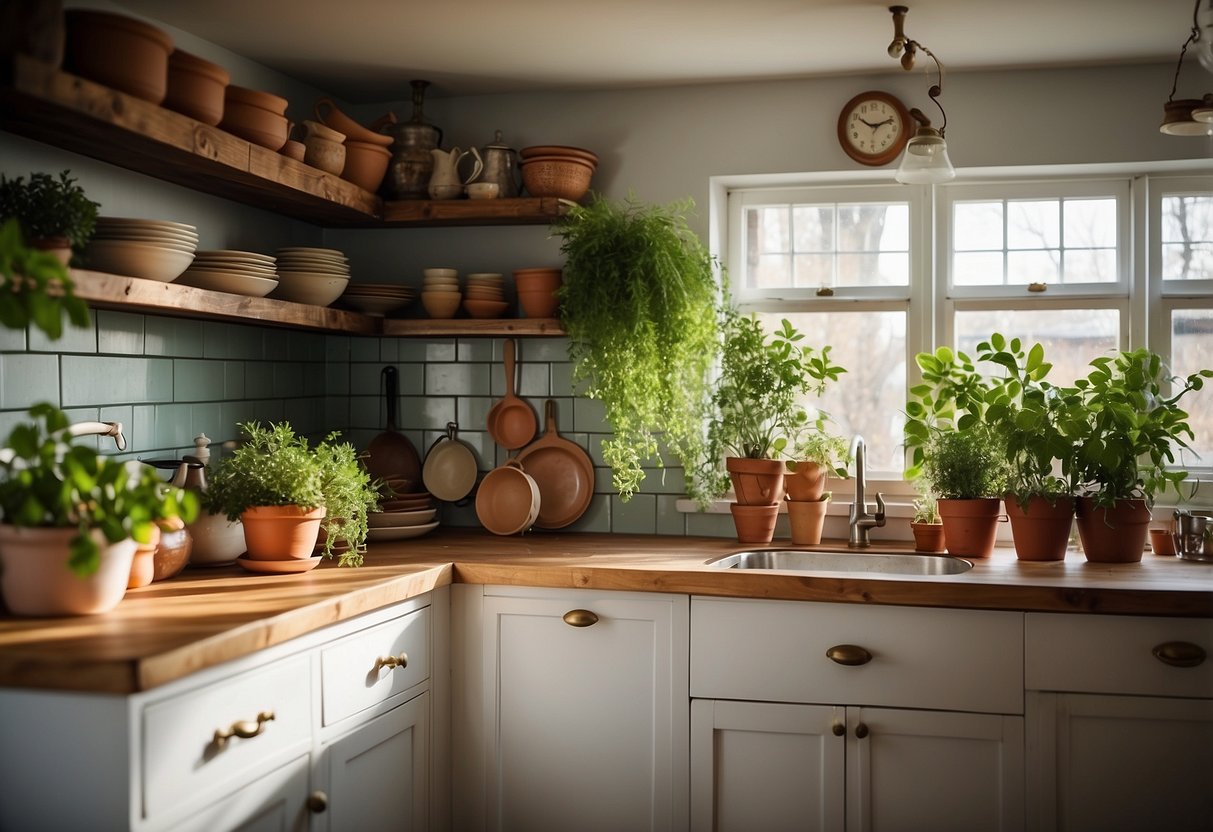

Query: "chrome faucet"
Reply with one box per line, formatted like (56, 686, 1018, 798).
(848, 434, 886, 548)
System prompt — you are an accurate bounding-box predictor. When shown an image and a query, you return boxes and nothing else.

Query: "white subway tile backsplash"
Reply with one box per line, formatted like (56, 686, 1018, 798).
(29, 317, 96, 354)
(1, 353, 59, 408)
(61, 355, 173, 406)
(399, 339, 456, 362)
(145, 317, 203, 357)
(426, 362, 490, 396)
(96, 311, 145, 355)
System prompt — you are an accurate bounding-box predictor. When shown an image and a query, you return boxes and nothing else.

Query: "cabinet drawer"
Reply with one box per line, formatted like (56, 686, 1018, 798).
(142, 654, 311, 820)
(1026, 613, 1213, 698)
(321, 606, 429, 726)
(691, 598, 1024, 714)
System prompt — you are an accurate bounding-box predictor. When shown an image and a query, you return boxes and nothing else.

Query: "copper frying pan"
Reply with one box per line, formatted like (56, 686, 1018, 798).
(365, 366, 421, 485)
(486, 339, 537, 450)
(516, 399, 594, 529)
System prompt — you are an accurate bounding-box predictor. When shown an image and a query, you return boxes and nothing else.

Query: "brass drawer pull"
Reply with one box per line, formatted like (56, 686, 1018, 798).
(855, 722, 870, 739)
(307, 791, 329, 814)
(1152, 641, 1206, 668)
(563, 609, 599, 627)
(213, 710, 274, 748)
(374, 653, 409, 671)
(826, 644, 873, 666)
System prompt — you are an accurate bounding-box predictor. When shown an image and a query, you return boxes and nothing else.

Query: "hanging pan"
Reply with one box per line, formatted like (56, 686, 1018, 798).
(516, 399, 594, 529)
(486, 338, 537, 450)
(365, 365, 421, 485)
(422, 422, 478, 502)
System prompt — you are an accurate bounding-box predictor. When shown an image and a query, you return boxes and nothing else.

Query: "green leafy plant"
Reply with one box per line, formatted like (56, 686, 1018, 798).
(920, 429, 1008, 499)
(552, 194, 721, 503)
(703, 311, 846, 496)
(0, 170, 99, 249)
(912, 492, 941, 525)
(204, 421, 378, 564)
(0, 218, 90, 339)
(904, 344, 1002, 479)
(0, 403, 196, 576)
(786, 423, 852, 480)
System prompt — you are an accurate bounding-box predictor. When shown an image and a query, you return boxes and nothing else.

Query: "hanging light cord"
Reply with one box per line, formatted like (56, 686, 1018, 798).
(1169, 0, 1202, 102)
(888, 6, 948, 136)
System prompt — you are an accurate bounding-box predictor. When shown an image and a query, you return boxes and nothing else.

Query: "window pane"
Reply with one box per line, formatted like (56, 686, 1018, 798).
(954, 309, 1120, 385)
(793, 253, 833, 288)
(1162, 242, 1213, 281)
(792, 205, 833, 252)
(755, 310, 907, 475)
(1161, 196, 1213, 280)
(1065, 198, 1117, 248)
(752, 254, 790, 288)
(953, 252, 1004, 286)
(838, 203, 908, 251)
(1008, 200, 1059, 249)
(1007, 250, 1060, 285)
(1172, 308, 1213, 464)
(954, 202, 1003, 251)
(1063, 249, 1117, 283)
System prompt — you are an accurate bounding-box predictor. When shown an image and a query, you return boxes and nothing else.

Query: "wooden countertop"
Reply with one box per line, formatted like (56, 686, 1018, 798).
(1, 530, 1211, 694)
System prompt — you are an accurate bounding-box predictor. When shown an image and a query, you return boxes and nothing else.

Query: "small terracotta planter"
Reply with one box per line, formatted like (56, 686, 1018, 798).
(152, 519, 192, 581)
(0, 525, 136, 616)
(910, 522, 946, 553)
(29, 236, 72, 266)
(127, 524, 161, 589)
(341, 140, 392, 193)
(727, 457, 786, 506)
(164, 48, 230, 125)
(240, 505, 326, 561)
(730, 503, 780, 544)
(937, 497, 1005, 558)
(1075, 497, 1151, 563)
(1005, 495, 1074, 562)
(1149, 527, 1177, 556)
(787, 497, 828, 545)
(784, 461, 826, 502)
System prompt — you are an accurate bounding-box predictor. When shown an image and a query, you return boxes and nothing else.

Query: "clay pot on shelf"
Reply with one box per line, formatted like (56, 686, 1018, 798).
(784, 461, 827, 502)
(164, 49, 230, 125)
(517, 288, 559, 318)
(937, 497, 1005, 558)
(240, 505, 326, 560)
(64, 9, 173, 104)
(302, 120, 346, 175)
(280, 140, 306, 162)
(730, 503, 781, 544)
(1075, 497, 1151, 564)
(1005, 495, 1074, 562)
(342, 140, 392, 193)
(220, 85, 289, 151)
(127, 524, 162, 589)
(910, 521, 946, 553)
(787, 496, 829, 546)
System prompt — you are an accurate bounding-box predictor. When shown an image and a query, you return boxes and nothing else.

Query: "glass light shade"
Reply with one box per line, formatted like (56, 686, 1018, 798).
(1193, 95, 1213, 123)
(1160, 99, 1213, 135)
(894, 127, 955, 184)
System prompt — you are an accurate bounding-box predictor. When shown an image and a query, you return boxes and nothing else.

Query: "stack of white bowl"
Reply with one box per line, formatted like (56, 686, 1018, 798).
(86, 217, 198, 282)
(339, 283, 416, 317)
(271, 247, 350, 306)
(177, 250, 279, 297)
(421, 268, 461, 319)
(463, 272, 509, 319)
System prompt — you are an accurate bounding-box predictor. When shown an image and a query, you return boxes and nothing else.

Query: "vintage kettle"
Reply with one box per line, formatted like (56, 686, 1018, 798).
(478, 130, 521, 198)
(373, 79, 444, 200)
(428, 146, 483, 200)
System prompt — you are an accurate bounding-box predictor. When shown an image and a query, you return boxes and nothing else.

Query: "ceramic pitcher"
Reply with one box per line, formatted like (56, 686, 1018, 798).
(428, 147, 483, 199)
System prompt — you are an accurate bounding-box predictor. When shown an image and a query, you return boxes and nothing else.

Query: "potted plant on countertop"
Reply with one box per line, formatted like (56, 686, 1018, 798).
(910, 492, 945, 553)
(0, 403, 196, 616)
(920, 428, 1009, 558)
(552, 193, 721, 506)
(0, 169, 99, 264)
(783, 421, 850, 545)
(204, 421, 379, 568)
(1070, 348, 1212, 563)
(0, 217, 91, 340)
(704, 310, 846, 543)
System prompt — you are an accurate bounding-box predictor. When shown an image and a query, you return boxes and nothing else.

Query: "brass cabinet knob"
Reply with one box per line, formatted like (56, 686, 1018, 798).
(212, 710, 274, 748)
(826, 644, 873, 666)
(831, 721, 846, 737)
(1152, 641, 1207, 668)
(563, 609, 599, 627)
(307, 791, 328, 813)
(374, 653, 409, 671)
(855, 722, 870, 739)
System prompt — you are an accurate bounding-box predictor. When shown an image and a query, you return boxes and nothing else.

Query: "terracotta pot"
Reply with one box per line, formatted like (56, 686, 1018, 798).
(1149, 528, 1177, 556)
(240, 505, 326, 561)
(64, 9, 173, 104)
(1075, 497, 1151, 564)
(29, 236, 72, 266)
(937, 497, 1005, 558)
(220, 96, 289, 151)
(517, 288, 559, 318)
(0, 525, 136, 616)
(164, 49, 230, 125)
(152, 519, 192, 581)
(280, 139, 306, 163)
(341, 140, 392, 193)
(513, 269, 562, 293)
(225, 84, 288, 114)
(727, 457, 786, 506)
(910, 522, 946, 553)
(127, 524, 161, 589)
(1005, 495, 1074, 562)
(729, 503, 780, 544)
(784, 461, 827, 502)
(787, 497, 828, 545)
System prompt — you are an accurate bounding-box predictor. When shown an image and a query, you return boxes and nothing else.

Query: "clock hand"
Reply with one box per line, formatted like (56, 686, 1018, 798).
(858, 117, 882, 129)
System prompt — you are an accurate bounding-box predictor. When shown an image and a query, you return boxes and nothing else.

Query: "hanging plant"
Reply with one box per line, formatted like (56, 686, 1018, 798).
(552, 194, 721, 503)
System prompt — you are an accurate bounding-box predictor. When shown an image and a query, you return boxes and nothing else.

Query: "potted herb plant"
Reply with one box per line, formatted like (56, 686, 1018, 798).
(0, 217, 91, 340)
(552, 194, 721, 505)
(1071, 348, 1213, 563)
(920, 429, 1009, 558)
(0, 170, 99, 264)
(784, 422, 850, 502)
(205, 421, 378, 565)
(910, 492, 945, 553)
(0, 403, 196, 616)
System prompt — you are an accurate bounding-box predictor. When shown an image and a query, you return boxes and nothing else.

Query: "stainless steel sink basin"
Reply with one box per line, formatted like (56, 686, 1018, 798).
(707, 549, 974, 576)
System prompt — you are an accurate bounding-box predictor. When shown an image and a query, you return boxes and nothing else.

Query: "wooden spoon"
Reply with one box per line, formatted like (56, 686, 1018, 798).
(486, 339, 537, 450)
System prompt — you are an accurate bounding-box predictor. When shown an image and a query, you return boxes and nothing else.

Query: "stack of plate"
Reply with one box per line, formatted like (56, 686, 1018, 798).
(340, 283, 416, 317)
(86, 217, 198, 282)
(271, 247, 351, 306)
(177, 250, 279, 297)
(463, 272, 509, 319)
(371, 490, 439, 541)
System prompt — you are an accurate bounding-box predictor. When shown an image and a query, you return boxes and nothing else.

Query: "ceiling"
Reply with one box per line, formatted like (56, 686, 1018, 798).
(115, 0, 1195, 102)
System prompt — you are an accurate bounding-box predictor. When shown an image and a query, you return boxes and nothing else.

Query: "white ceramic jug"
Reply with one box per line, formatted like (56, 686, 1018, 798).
(428, 147, 483, 199)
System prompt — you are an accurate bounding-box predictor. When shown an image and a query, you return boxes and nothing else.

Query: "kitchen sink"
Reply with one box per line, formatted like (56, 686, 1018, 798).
(707, 549, 974, 576)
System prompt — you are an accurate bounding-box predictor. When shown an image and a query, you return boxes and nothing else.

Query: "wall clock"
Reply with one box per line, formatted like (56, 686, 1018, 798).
(837, 90, 912, 167)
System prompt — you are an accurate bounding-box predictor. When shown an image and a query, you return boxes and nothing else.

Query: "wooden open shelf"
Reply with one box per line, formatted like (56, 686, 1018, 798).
(382, 197, 569, 227)
(71, 270, 567, 337)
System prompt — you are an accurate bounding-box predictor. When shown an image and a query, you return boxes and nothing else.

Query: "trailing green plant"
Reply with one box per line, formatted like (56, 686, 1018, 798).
(702, 311, 846, 496)
(552, 193, 721, 503)
(1072, 347, 1212, 507)
(204, 421, 378, 564)
(920, 428, 1009, 499)
(0, 170, 99, 249)
(0, 403, 196, 576)
(0, 218, 90, 340)
(912, 492, 941, 525)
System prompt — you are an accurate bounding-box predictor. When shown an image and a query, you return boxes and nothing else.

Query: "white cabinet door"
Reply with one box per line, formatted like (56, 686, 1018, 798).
(481, 589, 689, 832)
(314, 692, 429, 832)
(1028, 692, 1213, 832)
(691, 699, 845, 832)
(846, 707, 1024, 832)
(168, 754, 310, 832)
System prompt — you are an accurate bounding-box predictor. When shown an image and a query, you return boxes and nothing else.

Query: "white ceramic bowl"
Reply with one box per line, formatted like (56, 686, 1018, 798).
(84, 239, 196, 282)
(466, 182, 499, 199)
(177, 268, 278, 297)
(271, 273, 349, 306)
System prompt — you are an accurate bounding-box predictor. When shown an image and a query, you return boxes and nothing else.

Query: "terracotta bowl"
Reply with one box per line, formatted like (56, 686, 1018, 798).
(476, 461, 541, 535)
(220, 96, 289, 151)
(521, 156, 594, 201)
(513, 269, 562, 293)
(225, 84, 288, 114)
(164, 49, 230, 125)
(463, 298, 510, 319)
(341, 140, 392, 193)
(517, 288, 559, 318)
(65, 9, 174, 104)
(315, 97, 393, 146)
(422, 291, 462, 319)
(151, 521, 192, 582)
(280, 140, 306, 162)
(519, 145, 600, 166)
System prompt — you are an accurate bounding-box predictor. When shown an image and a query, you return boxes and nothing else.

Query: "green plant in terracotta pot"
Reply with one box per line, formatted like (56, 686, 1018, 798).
(0, 217, 90, 340)
(0, 170, 99, 263)
(910, 492, 945, 553)
(1070, 348, 1212, 563)
(314, 435, 381, 567)
(0, 403, 196, 616)
(784, 421, 851, 503)
(920, 428, 1009, 558)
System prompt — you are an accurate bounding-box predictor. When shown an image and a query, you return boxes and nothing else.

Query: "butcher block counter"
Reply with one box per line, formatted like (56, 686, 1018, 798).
(1, 529, 1210, 694)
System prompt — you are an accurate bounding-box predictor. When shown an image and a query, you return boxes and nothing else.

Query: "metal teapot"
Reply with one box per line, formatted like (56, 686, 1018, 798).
(478, 130, 521, 198)
(373, 80, 444, 200)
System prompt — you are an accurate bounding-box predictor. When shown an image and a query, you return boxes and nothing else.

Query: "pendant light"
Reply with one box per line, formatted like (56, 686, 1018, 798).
(1161, 0, 1213, 135)
(886, 6, 955, 184)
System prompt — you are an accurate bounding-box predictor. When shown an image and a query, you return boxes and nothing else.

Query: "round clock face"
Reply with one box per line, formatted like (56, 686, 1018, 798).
(838, 91, 911, 167)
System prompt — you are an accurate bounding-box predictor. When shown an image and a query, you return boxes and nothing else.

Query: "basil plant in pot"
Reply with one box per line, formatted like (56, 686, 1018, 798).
(0, 217, 91, 340)
(0, 170, 99, 264)
(0, 403, 196, 616)
(204, 422, 379, 567)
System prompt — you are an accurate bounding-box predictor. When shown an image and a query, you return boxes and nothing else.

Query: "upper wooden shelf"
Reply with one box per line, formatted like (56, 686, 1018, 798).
(0, 55, 572, 230)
